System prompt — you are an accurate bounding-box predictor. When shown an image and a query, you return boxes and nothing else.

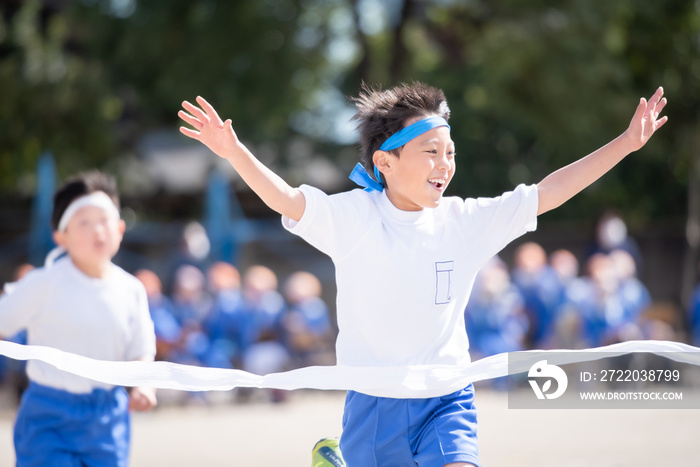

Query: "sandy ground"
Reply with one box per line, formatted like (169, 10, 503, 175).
(0, 386, 699, 466)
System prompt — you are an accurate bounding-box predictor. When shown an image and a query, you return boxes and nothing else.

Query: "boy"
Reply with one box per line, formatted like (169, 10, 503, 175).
(0, 171, 158, 467)
(178, 82, 667, 466)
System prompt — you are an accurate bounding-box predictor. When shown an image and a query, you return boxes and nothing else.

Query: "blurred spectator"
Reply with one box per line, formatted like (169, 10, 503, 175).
(171, 264, 212, 327)
(549, 249, 579, 294)
(587, 211, 642, 272)
(281, 271, 334, 367)
(639, 302, 679, 342)
(202, 261, 243, 369)
(170, 264, 212, 365)
(609, 249, 651, 325)
(238, 266, 288, 371)
(544, 250, 590, 349)
(511, 242, 563, 347)
(239, 265, 289, 403)
(543, 309, 590, 350)
(465, 257, 528, 359)
(135, 269, 182, 362)
(575, 253, 642, 346)
(166, 221, 211, 294)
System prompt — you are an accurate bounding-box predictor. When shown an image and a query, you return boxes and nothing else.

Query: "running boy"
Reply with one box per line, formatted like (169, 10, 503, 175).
(0, 171, 158, 467)
(178, 83, 667, 466)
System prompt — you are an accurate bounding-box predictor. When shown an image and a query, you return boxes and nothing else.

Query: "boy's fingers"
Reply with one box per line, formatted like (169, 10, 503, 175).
(633, 97, 647, 122)
(195, 96, 223, 125)
(655, 115, 669, 130)
(655, 97, 667, 115)
(178, 110, 202, 129)
(182, 100, 210, 123)
(648, 86, 664, 107)
(179, 126, 201, 139)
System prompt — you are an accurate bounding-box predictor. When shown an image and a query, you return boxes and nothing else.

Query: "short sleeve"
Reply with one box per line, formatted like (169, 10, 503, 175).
(462, 183, 539, 265)
(124, 280, 157, 361)
(281, 185, 374, 260)
(0, 269, 47, 337)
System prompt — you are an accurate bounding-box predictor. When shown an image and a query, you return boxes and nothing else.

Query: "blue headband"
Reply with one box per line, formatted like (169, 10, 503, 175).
(349, 163, 384, 192)
(379, 116, 450, 151)
(349, 116, 451, 192)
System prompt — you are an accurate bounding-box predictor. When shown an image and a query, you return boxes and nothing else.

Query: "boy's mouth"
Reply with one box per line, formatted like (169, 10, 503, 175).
(428, 178, 446, 190)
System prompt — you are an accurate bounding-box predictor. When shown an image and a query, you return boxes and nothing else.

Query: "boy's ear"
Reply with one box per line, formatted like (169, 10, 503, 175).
(372, 150, 394, 177)
(117, 219, 126, 237)
(53, 230, 66, 248)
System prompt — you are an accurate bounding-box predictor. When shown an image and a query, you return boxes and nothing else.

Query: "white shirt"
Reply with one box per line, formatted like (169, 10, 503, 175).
(283, 184, 538, 372)
(0, 258, 156, 393)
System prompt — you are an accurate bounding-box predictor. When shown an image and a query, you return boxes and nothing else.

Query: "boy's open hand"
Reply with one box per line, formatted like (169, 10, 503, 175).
(625, 87, 668, 152)
(179, 97, 238, 158)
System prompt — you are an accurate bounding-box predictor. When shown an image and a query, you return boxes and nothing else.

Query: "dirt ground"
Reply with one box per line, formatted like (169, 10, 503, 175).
(0, 386, 698, 466)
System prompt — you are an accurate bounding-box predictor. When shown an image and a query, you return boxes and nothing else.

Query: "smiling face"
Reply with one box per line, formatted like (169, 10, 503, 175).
(53, 202, 125, 275)
(374, 117, 456, 211)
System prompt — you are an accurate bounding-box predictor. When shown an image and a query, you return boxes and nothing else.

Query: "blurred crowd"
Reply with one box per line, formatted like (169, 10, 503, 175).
(466, 243, 656, 359)
(1, 213, 699, 403)
(141, 263, 334, 373)
(466, 212, 683, 363)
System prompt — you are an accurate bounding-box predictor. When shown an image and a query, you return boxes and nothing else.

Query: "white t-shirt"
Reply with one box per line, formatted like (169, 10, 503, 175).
(283, 184, 538, 371)
(0, 258, 156, 394)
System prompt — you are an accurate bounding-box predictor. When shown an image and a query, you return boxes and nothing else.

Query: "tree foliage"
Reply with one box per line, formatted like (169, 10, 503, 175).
(341, 0, 698, 222)
(0, 0, 697, 224)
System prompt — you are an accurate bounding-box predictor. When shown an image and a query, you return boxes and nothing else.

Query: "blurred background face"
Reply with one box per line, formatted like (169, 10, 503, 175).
(514, 242, 547, 274)
(136, 269, 163, 297)
(173, 264, 205, 302)
(243, 265, 278, 301)
(284, 271, 322, 304)
(207, 262, 241, 294)
(55, 205, 124, 266)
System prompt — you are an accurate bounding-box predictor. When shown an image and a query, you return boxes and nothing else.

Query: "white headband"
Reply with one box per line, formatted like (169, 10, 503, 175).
(45, 192, 121, 267)
(57, 191, 120, 233)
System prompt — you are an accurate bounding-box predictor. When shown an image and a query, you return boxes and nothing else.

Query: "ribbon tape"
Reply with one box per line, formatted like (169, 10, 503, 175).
(0, 340, 698, 398)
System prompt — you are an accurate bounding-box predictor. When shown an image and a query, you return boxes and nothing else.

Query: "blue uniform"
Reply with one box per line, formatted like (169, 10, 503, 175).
(14, 383, 130, 467)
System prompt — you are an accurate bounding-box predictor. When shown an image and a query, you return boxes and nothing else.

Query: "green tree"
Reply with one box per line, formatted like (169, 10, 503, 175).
(0, 0, 115, 193)
(0, 0, 342, 193)
(341, 0, 694, 225)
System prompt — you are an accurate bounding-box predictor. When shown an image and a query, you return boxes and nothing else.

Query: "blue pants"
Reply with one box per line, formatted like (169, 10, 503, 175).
(340, 384, 480, 467)
(14, 382, 131, 467)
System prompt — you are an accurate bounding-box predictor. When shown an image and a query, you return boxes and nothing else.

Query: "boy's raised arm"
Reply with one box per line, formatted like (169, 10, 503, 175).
(179, 97, 306, 222)
(536, 87, 668, 216)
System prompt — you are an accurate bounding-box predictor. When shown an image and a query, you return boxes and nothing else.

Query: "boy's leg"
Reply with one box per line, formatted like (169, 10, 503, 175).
(15, 383, 130, 467)
(340, 391, 418, 466)
(13, 383, 82, 467)
(411, 384, 480, 467)
(79, 386, 131, 467)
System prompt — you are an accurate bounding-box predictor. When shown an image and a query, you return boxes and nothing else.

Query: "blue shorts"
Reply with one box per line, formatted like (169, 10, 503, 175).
(340, 384, 480, 467)
(14, 382, 131, 467)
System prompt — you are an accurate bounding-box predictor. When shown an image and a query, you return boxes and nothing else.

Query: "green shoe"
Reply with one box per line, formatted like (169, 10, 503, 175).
(311, 437, 346, 467)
